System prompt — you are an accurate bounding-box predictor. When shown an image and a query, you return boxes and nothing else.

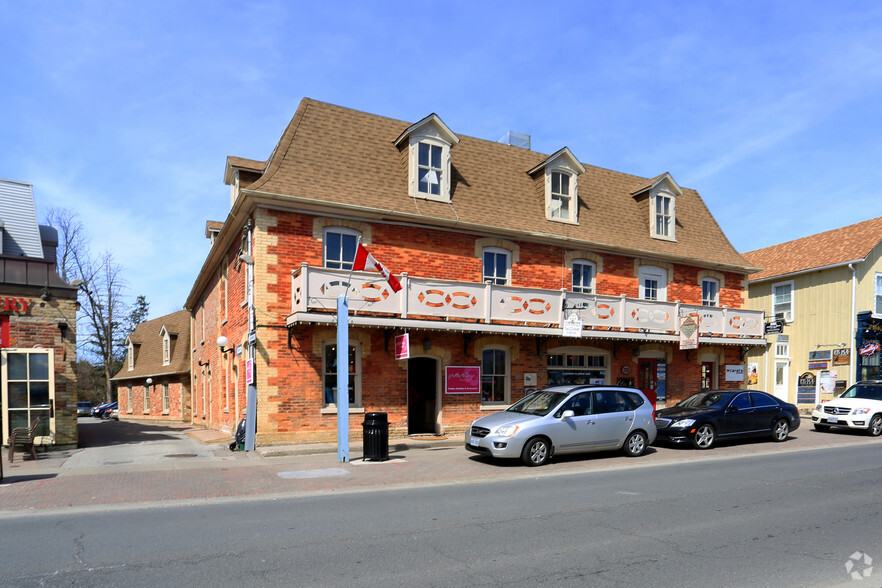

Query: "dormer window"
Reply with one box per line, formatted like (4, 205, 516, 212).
(550, 172, 572, 220)
(528, 147, 585, 225)
(654, 193, 674, 238)
(634, 173, 682, 242)
(418, 142, 443, 196)
(161, 327, 171, 366)
(394, 113, 459, 203)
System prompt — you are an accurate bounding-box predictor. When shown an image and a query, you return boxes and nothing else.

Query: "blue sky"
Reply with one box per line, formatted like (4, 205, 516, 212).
(3, 1, 882, 320)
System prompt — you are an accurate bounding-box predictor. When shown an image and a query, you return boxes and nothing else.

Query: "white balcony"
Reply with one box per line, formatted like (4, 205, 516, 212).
(289, 264, 765, 342)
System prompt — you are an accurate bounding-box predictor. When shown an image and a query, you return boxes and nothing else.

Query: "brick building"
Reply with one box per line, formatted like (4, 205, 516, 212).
(1, 179, 79, 449)
(185, 99, 765, 446)
(111, 310, 192, 422)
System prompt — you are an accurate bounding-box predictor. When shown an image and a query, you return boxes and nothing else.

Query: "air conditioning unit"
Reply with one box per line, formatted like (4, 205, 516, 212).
(783, 310, 794, 323)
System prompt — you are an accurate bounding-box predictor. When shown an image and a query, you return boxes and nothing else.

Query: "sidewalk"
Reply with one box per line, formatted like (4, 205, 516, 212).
(0, 418, 875, 517)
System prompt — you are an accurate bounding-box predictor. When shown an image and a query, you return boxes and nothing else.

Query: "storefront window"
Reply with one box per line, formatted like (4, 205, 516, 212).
(481, 348, 509, 404)
(323, 343, 361, 407)
(1, 349, 54, 443)
(547, 352, 606, 386)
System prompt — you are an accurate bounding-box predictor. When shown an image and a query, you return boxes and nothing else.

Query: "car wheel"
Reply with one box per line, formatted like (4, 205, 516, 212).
(521, 437, 551, 466)
(771, 418, 790, 442)
(867, 415, 882, 437)
(813, 423, 830, 432)
(622, 431, 647, 457)
(692, 424, 715, 450)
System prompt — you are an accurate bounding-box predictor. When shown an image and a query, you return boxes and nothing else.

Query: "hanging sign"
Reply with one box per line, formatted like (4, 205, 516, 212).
(394, 333, 410, 360)
(860, 341, 880, 357)
(245, 358, 254, 385)
(679, 314, 699, 350)
(562, 313, 583, 338)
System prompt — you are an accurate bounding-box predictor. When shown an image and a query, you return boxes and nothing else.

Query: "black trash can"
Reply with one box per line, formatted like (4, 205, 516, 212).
(362, 412, 389, 461)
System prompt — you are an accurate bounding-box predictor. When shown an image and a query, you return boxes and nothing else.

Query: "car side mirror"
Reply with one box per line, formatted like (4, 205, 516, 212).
(561, 410, 575, 419)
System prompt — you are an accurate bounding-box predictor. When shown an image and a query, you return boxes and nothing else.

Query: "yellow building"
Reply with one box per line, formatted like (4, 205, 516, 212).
(743, 217, 882, 411)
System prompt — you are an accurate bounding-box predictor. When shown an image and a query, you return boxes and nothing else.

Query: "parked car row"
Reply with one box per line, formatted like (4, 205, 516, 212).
(466, 383, 808, 467)
(90, 401, 118, 420)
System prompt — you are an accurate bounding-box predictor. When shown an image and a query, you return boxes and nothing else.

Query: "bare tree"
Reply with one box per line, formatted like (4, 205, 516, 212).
(46, 208, 145, 403)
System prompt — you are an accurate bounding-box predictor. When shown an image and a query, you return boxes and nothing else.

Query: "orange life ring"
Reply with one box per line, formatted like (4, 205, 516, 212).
(418, 289, 446, 308)
(527, 298, 551, 315)
(596, 303, 615, 320)
(449, 291, 476, 310)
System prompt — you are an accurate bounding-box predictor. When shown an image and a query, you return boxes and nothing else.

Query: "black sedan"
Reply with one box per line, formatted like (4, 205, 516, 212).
(655, 390, 800, 449)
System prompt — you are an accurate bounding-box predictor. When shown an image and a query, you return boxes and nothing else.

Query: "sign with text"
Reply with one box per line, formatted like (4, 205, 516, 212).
(679, 314, 699, 350)
(1, 297, 30, 313)
(245, 358, 254, 385)
(445, 366, 481, 394)
(562, 313, 583, 338)
(725, 364, 745, 382)
(394, 333, 410, 360)
(832, 348, 851, 365)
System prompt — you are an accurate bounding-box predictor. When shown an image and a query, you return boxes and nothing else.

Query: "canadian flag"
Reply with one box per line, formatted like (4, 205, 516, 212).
(352, 244, 402, 293)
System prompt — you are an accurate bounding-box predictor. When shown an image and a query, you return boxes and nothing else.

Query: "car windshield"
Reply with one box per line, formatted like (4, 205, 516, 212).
(676, 392, 727, 409)
(840, 384, 882, 401)
(507, 391, 569, 416)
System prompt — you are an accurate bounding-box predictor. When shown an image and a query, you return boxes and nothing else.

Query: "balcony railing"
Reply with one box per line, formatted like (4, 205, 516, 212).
(291, 264, 765, 339)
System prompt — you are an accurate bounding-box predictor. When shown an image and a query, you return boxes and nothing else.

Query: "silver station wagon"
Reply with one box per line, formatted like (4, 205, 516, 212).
(465, 385, 657, 466)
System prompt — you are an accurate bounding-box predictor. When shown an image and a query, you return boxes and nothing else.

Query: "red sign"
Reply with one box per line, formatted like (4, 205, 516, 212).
(1, 297, 29, 313)
(394, 334, 410, 360)
(445, 366, 481, 394)
(0, 315, 9, 348)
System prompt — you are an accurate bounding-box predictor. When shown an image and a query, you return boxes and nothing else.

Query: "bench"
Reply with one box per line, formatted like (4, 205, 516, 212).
(7, 417, 41, 462)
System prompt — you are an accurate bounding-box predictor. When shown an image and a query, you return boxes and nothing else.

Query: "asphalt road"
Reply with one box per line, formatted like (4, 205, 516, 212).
(2, 440, 881, 587)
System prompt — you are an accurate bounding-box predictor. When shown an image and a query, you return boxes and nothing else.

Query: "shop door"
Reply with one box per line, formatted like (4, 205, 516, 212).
(701, 362, 715, 390)
(408, 357, 437, 435)
(774, 361, 790, 402)
(637, 358, 658, 408)
(1, 349, 55, 444)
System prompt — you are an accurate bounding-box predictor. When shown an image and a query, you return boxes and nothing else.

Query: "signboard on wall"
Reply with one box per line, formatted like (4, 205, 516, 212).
(725, 365, 745, 382)
(797, 371, 816, 404)
(679, 314, 699, 350)
(445, 366, 481, 394)
(833, 348, 851, 365)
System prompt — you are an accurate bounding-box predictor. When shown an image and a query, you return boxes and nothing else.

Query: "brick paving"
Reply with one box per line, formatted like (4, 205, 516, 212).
(0, 418, 876, 516)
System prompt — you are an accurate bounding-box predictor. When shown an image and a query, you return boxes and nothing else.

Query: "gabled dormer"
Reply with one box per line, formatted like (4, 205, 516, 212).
(159, 325, 172, 366)
(394, 114, 460, 203)
(126, 336, 140, 371)
(528, 147, 586, 225)
(632, 172, 683, 242)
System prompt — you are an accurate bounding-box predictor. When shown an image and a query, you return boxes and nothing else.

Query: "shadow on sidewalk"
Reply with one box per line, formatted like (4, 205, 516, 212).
(77, 418, 188, 448)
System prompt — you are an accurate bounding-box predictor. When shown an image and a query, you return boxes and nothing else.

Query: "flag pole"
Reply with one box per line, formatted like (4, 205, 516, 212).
(336, 237, 360, 463)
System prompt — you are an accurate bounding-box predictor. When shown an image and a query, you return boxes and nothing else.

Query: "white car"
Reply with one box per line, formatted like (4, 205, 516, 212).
(465, 385, 657, 466)
(811, 381, 882, 436)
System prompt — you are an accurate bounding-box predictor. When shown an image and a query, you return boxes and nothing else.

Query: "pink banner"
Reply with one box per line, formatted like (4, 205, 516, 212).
(445, 366, 481, 394)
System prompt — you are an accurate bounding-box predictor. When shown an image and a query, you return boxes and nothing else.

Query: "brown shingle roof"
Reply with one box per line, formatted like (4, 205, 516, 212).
(742, 216, 882, 282)
(111, 310, 190, 381)
(236, 98, 754, 271)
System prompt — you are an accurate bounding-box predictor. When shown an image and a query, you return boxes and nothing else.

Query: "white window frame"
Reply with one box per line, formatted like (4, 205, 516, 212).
(701, 278, 720, 307)
(161, 329, 171, 366)
(775, 339, 790, 359)
(127, 340, 134, 371)
(1, 348, 55, 445)
(547, 170, 577, 223)
(482, 247, 511, 285)
(323, 227, 361, 270)
(639, 266, 668, 302)
(773, 280, 794, 322)
(480, 346, 511, 406)
(875, 272, 882, 316)
(650, 190, 676, 241)
(408, 136, 452, 202)
(127, 385, 133, 414)
(143, 384, 150, 414)
(571, 260, 595, 294)
(162, 382, 170, 414)
(322, 341, 362, 409)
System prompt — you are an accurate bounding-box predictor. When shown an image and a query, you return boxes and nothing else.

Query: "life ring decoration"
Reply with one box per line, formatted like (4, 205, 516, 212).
(595, 303, 615, 320)
(360, 282, 391, 303)
(502, 296, 553, 316)
(631, 307, 670, 324)
(728, 316, 759, 330)
(416, 289, 479, 310)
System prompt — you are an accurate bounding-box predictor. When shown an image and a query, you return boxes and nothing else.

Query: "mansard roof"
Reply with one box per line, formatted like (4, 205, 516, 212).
(225, 98, 754, 273)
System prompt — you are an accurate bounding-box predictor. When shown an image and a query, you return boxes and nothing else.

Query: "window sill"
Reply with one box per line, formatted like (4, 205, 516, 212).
(320, 406, 366, 415)
(142, 411, 150, 415)
(480, 403, 511, 411)
(162, 410, 170, 416)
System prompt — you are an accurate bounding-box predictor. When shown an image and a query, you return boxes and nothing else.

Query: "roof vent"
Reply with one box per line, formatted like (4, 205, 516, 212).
(498, 131, 531, 150)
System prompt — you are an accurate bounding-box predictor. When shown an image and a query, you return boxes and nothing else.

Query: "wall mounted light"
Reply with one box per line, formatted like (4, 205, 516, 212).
(146, 378, 153, 385)
(217, 336, 234, 354)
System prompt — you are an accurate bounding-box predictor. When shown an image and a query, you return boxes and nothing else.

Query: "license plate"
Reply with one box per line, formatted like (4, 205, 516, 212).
(470, 438, 480, 447)
(827, 417, 838, 424)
